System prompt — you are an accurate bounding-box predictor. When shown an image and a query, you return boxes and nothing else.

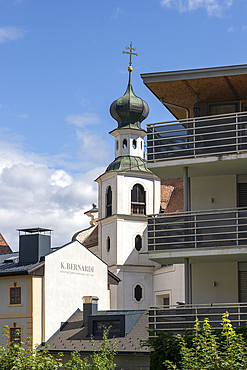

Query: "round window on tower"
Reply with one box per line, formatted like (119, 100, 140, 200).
(132, 139, 137, 149)
(106, 236, 110, 253)
(123, 139, 127, 149)
(116, 140, 119, 151)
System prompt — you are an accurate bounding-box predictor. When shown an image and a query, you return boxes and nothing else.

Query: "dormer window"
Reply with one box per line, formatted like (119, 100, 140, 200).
(106, 187, 112, 217)
(131, 184, 146, 215)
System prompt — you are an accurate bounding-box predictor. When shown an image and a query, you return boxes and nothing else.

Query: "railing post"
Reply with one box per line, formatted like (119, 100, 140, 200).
(193, 118, 196, 157)
(236, 113, 239, 153)
(194, 213, 197, 248)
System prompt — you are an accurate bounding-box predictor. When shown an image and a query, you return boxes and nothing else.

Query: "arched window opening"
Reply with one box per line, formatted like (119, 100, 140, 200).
(123, 139, 127, 149)
(106, 186, 112, 217)
(141, 141, 143, 150)
(131, 184, 146, 214)
(106, 236, 110, 253)
(116, 140, 119, 151)
(132, 139, 137, 149)
(135, 235, 142, 252)
(134, 284, 143, 302)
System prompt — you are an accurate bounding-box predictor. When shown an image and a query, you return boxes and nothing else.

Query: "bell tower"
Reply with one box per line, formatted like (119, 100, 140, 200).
(95, 43, 160, 310)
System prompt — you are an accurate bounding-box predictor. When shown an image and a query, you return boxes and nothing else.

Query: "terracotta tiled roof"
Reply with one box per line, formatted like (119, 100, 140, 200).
(0, 234, 12, 254)
(161, 178, 184, 213)
(83, 225, 98, 247)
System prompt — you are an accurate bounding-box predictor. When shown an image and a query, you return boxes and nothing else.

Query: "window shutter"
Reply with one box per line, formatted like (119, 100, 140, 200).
(239, 271, 247, 302)
(238, 183, 247, 207)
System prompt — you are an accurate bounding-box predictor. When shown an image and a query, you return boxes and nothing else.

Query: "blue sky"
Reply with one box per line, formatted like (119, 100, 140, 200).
(0, 0, 247, 249)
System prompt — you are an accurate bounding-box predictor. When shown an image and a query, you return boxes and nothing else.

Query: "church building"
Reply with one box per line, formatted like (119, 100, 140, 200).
(73, 44, 184, 310)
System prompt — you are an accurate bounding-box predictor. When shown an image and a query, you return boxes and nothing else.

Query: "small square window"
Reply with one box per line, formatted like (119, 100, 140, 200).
(9, 327, 21, 344)
(9, 286, 22, 305)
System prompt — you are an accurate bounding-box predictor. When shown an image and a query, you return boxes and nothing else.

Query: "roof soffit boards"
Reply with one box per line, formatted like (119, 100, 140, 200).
(141, 64, 247, 120)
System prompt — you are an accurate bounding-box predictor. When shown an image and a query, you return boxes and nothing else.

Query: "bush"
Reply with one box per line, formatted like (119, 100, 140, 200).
(145, 313, 247, 370)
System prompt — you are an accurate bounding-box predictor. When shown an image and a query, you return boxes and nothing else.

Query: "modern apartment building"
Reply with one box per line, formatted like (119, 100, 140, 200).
(141, 64, 247, 333)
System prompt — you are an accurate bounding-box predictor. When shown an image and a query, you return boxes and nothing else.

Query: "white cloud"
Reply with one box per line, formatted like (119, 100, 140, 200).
(76, 95, 91, 107)
(160, 0, 232, 16)
(0, 26, 27, 43)
(228, 26, 235, 32)
(76, 129, 111, 164)
(14, 112, 29, 119)
(111, 7, 123, 19)
(65, 113, 100, 127)
(0, 130, 110, 250)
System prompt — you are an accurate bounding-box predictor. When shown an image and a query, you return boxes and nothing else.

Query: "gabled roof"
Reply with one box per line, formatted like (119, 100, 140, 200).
(0, 260, 44, 276)
(161, 178, 184, 213)
(0, 233, 12, 254)
(41, 309, 149, 355)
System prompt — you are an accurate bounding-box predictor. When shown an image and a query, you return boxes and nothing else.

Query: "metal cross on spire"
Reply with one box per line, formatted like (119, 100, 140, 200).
(122, 42, 138, 72)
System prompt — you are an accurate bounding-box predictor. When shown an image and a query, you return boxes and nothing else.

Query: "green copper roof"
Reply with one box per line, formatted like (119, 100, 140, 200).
(110, 79, 149, 130)
(105, 155, 152, 173)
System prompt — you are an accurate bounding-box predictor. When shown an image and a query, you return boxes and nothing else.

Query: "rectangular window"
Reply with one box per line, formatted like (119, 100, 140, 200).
(9, 285, 22, 306)
(9, 327, 21, 344)
(209, 103, 237, 116)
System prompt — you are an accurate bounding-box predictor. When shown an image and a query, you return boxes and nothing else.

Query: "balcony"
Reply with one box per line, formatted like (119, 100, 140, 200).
(148, 207, 247, 262)
(148, 302, 247, 335)
(146, 112, 247, 178)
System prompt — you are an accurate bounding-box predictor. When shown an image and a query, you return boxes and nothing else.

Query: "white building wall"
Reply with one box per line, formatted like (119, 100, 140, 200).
(191, 262, 238, 304)
(153, 265, 185, 306)
(44, 241, 108, 341)
(191, 174, 236, 211)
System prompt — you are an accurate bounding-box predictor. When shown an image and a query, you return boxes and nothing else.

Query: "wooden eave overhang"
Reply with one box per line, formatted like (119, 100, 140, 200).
(141, 64, 247, 120)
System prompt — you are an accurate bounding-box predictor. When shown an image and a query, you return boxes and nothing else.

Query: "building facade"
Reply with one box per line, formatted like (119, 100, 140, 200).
(0, 228, 110, 346)
(141, 63, 247, 332)
(74, 63, 184, 310)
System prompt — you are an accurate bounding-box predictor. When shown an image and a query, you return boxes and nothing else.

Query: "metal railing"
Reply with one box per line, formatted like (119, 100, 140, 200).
(147, 111, 247, 162)
(149, 302, 247, 335)
(148, 207, 247, 251)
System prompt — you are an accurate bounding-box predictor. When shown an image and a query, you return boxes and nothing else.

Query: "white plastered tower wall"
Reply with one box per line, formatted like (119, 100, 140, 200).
(96, 166, 161, 310)
(94, 63, 186, 310)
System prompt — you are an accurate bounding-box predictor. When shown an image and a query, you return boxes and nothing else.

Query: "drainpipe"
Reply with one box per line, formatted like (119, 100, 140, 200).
(183, 167, 191, 305)
(160, 99, 190, 119)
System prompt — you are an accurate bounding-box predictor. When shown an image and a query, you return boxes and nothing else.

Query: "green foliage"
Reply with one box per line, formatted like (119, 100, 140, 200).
(64, 327, 117, 370)
(0, 326, 117, 370)
(141, 330, 182, 370)
(164, 312, 247, 370)
(145, 313, 247, 370)
(0, 327, 63, 370)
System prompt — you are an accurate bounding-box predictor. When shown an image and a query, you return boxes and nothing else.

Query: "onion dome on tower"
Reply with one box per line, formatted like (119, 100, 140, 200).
(104, 42, 151, 174)
(110, 67, 149, 130)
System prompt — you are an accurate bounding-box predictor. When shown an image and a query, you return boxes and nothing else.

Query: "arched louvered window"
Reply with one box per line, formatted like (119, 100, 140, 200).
(131, 184, 146, 214)
(106, 186, 112, 217)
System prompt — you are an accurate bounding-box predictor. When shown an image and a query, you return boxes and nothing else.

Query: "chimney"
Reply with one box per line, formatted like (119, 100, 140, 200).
(18, 228, 52, 265)
(82, 296, 98, 327)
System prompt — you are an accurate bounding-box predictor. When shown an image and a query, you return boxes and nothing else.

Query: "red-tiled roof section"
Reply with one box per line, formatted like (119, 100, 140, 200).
(83, 226, 98, 247)
(0, 234, 12, 254)
(161, 178, 184, 213)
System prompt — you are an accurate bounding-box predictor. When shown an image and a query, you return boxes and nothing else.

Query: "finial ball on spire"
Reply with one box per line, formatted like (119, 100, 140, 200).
(128, 66, 133, 72)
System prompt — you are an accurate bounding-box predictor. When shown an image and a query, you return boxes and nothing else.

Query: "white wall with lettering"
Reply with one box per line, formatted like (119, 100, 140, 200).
(44, 240, 108, 341)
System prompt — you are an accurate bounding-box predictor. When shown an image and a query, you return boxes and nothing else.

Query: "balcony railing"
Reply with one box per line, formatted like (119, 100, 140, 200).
(149, 303, 247, 335)
(147, 111, 247, 162)
(148, 207, 247, 251)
